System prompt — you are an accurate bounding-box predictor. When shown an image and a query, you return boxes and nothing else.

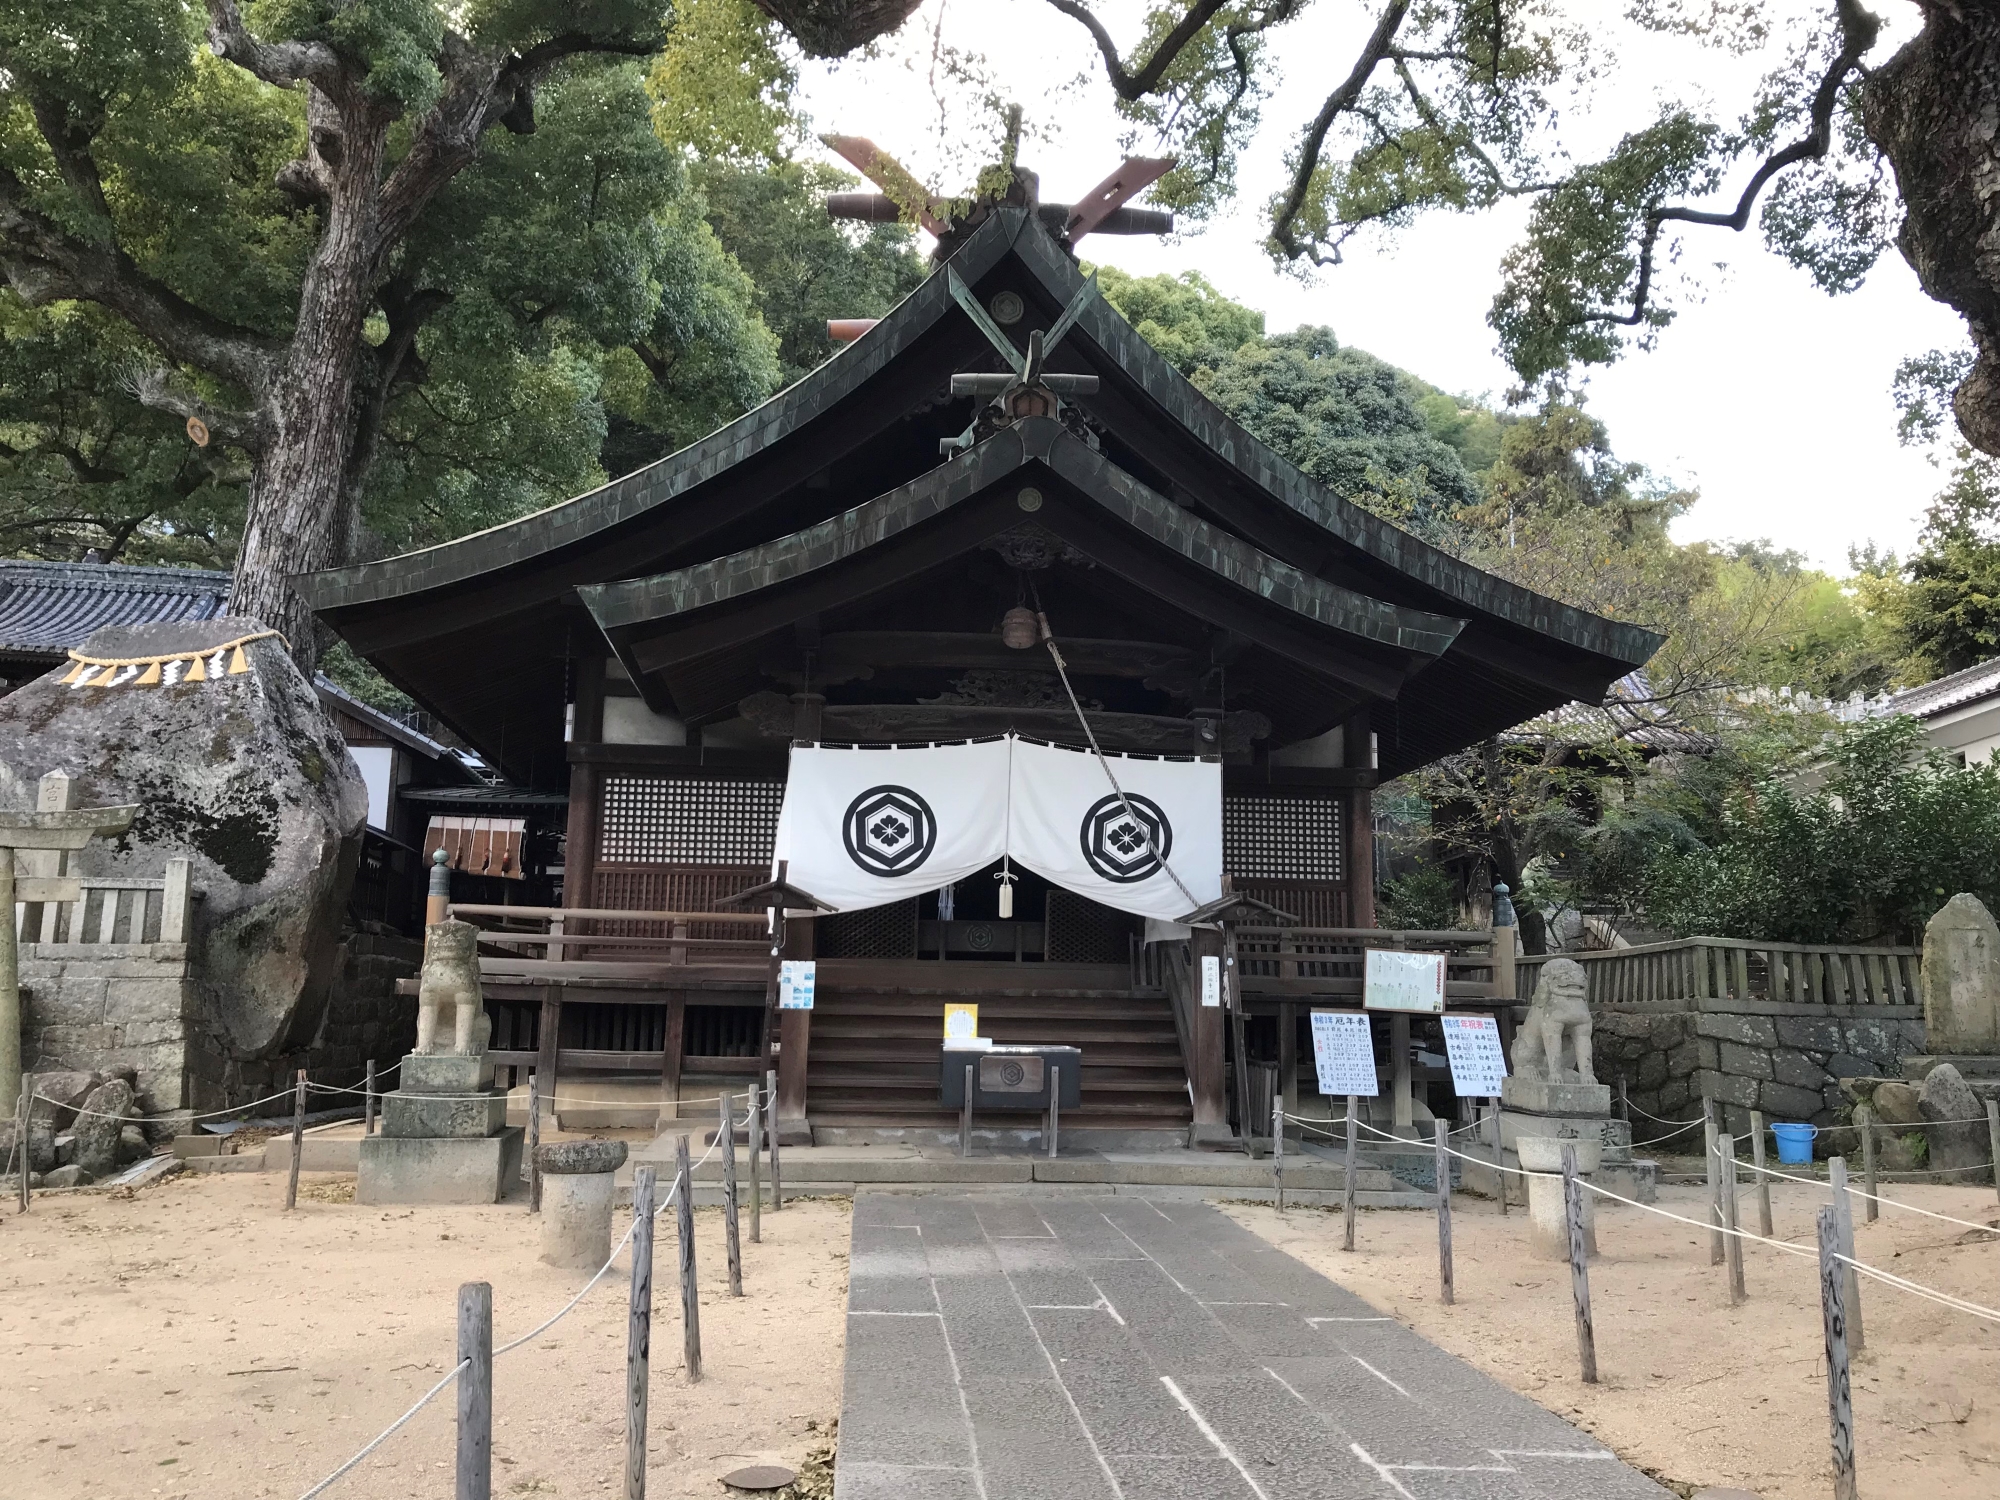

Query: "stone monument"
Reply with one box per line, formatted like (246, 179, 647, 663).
(1498, 959, 1648, 1199)
(1894, 893, 2000, 1176)
(357, 918, 521, 1204)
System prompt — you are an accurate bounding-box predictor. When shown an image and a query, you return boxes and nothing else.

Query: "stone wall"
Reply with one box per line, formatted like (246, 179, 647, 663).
(1591, 1001, 1927, 1146)
(20, 943, 195, 1121)
(21, 921, 420, 1122)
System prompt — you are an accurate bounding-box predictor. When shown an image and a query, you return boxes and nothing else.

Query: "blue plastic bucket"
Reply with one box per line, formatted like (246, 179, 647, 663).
(1771, 1121, 1817, 1164)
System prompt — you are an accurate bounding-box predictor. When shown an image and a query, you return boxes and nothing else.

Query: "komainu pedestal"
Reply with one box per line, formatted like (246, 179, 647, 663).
(1496, 958, 1653, 1201)
(357, 921, 521, 1204)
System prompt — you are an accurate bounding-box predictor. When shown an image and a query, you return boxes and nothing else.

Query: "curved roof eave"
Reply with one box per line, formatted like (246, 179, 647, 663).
(1000, 223, 1660, 669)
(579, 418, 1465, 661)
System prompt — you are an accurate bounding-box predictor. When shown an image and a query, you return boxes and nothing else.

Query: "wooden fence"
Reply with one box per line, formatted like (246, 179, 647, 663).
(1516, 936, 1920, 1007)
(14, 859, 193, 947)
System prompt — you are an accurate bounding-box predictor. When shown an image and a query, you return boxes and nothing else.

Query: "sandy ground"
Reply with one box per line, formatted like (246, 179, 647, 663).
(0, 1169, 850, 1500)
(1228, 1177, 2000, 1499)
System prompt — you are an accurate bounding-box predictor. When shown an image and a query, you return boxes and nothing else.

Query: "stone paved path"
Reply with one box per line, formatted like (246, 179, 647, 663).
(835, 1193, 1671, 1500)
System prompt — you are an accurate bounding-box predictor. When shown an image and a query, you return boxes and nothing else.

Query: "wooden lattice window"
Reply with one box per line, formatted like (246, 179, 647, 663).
(1224, 795, 1343, 879)
(599, 776, 782, 863)
(818, 899, 919, 958)
(1046, 890, 1137, 963)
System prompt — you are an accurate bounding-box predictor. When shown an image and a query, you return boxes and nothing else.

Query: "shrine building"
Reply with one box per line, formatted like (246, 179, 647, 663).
(303, 196, 1658, 1148)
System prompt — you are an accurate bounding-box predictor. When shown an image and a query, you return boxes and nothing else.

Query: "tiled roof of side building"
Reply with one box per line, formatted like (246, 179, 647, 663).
(0, 560, 232, 657)
(1884, 655, 2000, 720)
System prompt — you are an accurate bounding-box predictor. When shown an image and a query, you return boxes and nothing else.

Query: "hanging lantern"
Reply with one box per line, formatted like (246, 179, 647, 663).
(1000, 606, 1038, 649)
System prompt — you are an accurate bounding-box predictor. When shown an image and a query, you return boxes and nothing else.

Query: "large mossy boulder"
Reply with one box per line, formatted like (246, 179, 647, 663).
(0, 619, 367, 1067)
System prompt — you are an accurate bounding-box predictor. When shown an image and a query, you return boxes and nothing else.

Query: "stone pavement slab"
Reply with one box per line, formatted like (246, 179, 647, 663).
(834, 1193, 1671, 1500)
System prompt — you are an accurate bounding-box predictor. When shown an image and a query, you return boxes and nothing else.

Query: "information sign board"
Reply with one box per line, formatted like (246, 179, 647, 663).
(1309, 1011, 1379, 1097)
(778, 959, 817, 1010)
(1362, 949, 1446, 1013)
(1439, 1014, 1508, 1096)
(1200, 954, 1221, 1008)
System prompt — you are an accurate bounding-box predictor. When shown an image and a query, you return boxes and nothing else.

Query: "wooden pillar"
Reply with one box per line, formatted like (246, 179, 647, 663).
(1345, 711, 1375, 929)
(1188, 926, 1227, 1130)
(657, 991, 686, 1127)
(776, 916, 812, 1125)
(535, 987, 563, 1133)
(1390, 1013, 1414, 1137)
(1276, 1001, 1297, 1137)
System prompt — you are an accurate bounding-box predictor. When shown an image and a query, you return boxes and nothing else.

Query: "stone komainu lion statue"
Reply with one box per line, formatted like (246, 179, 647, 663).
(1511, 956, 1594, 1084)
(416, 919, 491, 1056)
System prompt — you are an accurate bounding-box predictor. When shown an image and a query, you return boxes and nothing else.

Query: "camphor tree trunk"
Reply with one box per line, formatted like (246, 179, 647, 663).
(1863, 6, 2000, 458)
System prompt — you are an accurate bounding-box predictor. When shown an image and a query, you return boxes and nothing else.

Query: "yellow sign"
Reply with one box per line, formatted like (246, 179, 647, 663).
(943, 1003, 979, 1044)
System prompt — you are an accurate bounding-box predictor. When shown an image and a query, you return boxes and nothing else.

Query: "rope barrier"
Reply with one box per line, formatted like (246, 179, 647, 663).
(294, 1106, 746, 1499)
(295, 1358, 471, 1500)
(1622, 1100, 1705, 1126)
(1730, 1151, 2000, 1236)
(307, 1081, 737, 1111)
(33, 1084, 306, 1126)
(1835, 1252, 2000, 1326)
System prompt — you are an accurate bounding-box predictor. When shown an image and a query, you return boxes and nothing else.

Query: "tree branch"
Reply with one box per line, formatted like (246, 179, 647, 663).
(125, 369, 265, 452)
(1268, 0, 1412, 263)
(1591, 0, 1881, 331)
(203, 0, 341, 89)
(0, 165, 277, 399)
(1040, 0, 1234, 100)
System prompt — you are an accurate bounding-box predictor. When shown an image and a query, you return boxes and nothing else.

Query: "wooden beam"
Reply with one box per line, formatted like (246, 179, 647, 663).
(736, 693, 1266, 753)
(1066, 157, 1175, 240)
(766, 631, 1200, 690)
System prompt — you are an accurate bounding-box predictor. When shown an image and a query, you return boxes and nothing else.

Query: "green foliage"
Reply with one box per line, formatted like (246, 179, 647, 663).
(1462, 403, 1693, 537)
(649, 0, 798, 163)
(1646, 717, 2000, 944)
(256, 0, 448, 111)
(0, 296, 242, 565)
(1491, 110, 1725, 390)
(696, 159, 925, 387)
(1857, 454, 2000, 681)
(1092, 266, 1263, 377)
(1376, 865, 1460, 931)
(320, 640, 417, 717)
(1195, 327, 1479, 535)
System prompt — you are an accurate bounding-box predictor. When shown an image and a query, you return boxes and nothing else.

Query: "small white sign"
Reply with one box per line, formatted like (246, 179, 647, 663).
(1309, 1011, 1379, 1097)
(1363, 949, 1446, 1013)
(1440, 1013, 1508, 1097)
(1200, 954, 1222, 1008)
(778, 959, 816, 1010)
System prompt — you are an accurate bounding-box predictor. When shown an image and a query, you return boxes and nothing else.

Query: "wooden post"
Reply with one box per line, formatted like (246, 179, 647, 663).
(1342, 1097, 1358, 1252)
(1561, 1143, 1597, 1384)
(1720, 1133, 1746, 1305)
(720, 1093, 742, 1297)
(658, 993, 685, 1126)
(284, 1069, 306, 1210)
(960, 1063, 974, 1159)
(1988, 1101, 2000, 1206)
(1829, 1156, 1865, 1353)
(1435, 1119, 1453, 1306)
(1187, 927, 1227, 1129)
(1344, 739, 1375, 929)
(1047, 1062, 1060, 1159)
(1703, 1094, 1723, 1265)
(1271, 1090, 1284, 1211)
(1390, 1014, 1414, 1138)
(1860, 1117, 1878, 1223)
(1618, 1074, 1629, 1124)
(674, 1134, 701, 1383)
(1749, 1108, 1773, 1238)
(14, 1078, 29, 1213)
(456, 1281, 493, 1500)
(766, 1067, 782, 1211)
(427, 847, 452, 927)
(1490, 882, 1516, 1005)
(1817, 1206, 1859, 1500)
(534, 988, 562, 1144)
(625, 1166, 655, 1499)
(0, 851, 18, 1119)
(747, 1083, 762, 1244)
(525, 1069, 542, 1206)
(1489, 1099, 1508, 1215)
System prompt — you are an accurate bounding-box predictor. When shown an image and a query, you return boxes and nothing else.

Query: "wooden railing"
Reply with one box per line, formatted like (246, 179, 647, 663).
(15, 859, 193, 947)
(1515, 937, 1921, 1007)
(446, 902, 770, 979)
(1233, 926, 1504, 1004)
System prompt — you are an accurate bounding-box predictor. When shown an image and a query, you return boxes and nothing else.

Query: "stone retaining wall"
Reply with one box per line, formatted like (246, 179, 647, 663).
(21, 922, 419, 1121)
(1591, 1001, 1926, 1146)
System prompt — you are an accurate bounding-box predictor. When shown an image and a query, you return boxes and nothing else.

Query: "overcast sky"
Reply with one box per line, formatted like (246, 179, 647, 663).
(790, 0, 1965, 574)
